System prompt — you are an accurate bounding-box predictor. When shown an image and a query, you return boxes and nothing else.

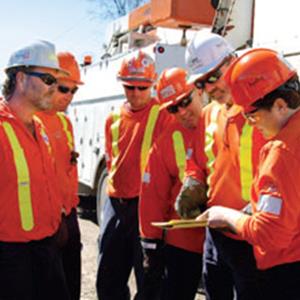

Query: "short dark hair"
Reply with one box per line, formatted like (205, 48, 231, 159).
(2, 66, 33, 100)
(252, 75, 300, 110)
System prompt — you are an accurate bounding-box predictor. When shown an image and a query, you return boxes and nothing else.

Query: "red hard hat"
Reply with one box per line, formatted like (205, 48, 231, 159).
(58, 52, 84, 85)
(224, 48, 296, 113)
(117, 51, 157, 87)
(156, 68, 194, 108)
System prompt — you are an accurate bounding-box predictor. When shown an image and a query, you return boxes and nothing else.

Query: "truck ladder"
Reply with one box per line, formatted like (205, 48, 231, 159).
(211, 0, 236, 36)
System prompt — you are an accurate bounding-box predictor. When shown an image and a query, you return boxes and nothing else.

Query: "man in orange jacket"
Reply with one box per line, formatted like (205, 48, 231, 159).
(176, 32, 265, 299)
(198, 48, 300, 299)
(36, 51, 83, 300)
(96, 51, 171, 300)
(0, 40, 69, 300)
(139, 68, 207, 300)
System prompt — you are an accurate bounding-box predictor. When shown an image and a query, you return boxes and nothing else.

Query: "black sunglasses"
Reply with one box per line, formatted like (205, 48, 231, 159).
(23, 71, 57, 86)
(124, 85, 149, 91)
(195, 68, 223, 89)
(194, 57, 231, 89)
(58, 85, 78, 95)
(166, 92, 193, 114)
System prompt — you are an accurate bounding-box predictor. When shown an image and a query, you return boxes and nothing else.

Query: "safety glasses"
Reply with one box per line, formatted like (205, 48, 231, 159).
(166, 92, 193, 114)
(23, 71, 57, 86)
(194, 57, 230, 89)
(124, 85, 149, 91)
(58, 85, 78, 95)
(195, 68, 223, 89)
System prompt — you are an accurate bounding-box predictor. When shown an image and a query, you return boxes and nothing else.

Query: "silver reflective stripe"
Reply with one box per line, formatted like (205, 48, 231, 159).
(141, 240, 158, 250)
(257, 194, 282, 215)
(143, 172, 151, 183)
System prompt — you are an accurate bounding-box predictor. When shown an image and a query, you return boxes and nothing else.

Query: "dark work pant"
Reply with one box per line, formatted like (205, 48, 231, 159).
(96, 196, 144, 300)
(162, 244, 203, 300)
(203, 228, 263, 300)
(61, 208, 82, 300)
(0, 235, 70, 300)
(259, 261, 300, 300)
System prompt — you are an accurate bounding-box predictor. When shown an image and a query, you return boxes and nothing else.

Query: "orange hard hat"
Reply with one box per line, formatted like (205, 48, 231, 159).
(224, 48, 296, 113)
(156, 67, 194, 108)
(117, 51, 157, 87)
(58, 52, 84, 85)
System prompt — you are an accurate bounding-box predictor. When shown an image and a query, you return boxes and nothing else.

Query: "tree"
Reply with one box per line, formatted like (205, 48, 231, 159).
(88, 0, 149, 19)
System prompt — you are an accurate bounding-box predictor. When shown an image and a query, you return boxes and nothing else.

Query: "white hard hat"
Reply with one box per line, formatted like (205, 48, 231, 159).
(5, 40, 68, 75)
(186, 31, 234, 83)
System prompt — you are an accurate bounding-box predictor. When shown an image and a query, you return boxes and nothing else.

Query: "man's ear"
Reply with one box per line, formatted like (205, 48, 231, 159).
(16, 71, 26, 91)
(273, 98, 288, 114)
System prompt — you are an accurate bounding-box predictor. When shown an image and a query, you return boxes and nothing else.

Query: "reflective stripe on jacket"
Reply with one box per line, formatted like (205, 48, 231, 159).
(36, 111, 79, 215)
(105, 99, 171, 198)
(0, 103, 62, 242)
(140, 120, 205, 253)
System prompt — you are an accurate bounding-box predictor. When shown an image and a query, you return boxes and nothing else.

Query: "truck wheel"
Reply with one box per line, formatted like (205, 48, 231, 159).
(96, 166, 108, 226)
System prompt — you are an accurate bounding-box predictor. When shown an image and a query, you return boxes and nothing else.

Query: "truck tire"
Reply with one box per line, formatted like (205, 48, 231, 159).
(96, 166, 108, 227)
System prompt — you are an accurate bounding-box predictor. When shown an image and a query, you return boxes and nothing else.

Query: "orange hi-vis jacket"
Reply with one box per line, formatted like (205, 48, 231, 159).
(186, 101, 265, 238)
(237, 110, 300, 270)
(105, 99, 171, 198)
(140, 119, 206, 253)
(36, 111, 79, 215)
(0, 102, 62, 242)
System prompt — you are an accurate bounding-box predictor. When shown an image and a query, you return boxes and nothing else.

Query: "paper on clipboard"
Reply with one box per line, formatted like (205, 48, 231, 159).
(151, 219, 207, 230)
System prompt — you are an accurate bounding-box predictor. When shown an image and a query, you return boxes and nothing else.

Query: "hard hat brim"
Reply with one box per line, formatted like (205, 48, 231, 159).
(160, 87, 194, 110)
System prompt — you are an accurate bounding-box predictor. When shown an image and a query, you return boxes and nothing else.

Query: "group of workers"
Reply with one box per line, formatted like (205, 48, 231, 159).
(96, 30, 300, 300)
(0, 40, 82, 300)
(1, 30, 300, 300)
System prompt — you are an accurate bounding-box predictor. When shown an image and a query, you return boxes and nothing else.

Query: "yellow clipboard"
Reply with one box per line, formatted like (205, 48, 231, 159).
(151, 219, 207, 230)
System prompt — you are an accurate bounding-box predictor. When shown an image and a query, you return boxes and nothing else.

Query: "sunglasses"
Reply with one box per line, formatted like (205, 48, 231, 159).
(58, 85, 78, 95)
(194, 56, 232, 89)
(124, 85, 149, 91)
(23, 71, 57, 86)
(166, 92, 193, 114)
(195, 68, 223, 89)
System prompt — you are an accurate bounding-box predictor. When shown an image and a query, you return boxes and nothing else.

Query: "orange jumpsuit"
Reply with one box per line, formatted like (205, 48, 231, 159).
(237, 109, 300, 270)
(140, 119, 205, 253)
(36, 111, 79, 215)
(105, 99, 171, 198)
(97, 98, 171, 300)
(188, 102, 265, 220)
(186, 101, 266, 300)
(36, 111, 81, 300)
(140, 118, 206, 300)
(0, 102, 62, 242)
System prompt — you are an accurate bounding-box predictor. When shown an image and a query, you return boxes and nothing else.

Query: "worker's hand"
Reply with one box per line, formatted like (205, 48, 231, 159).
(175, 177, 208, 219)
(196, 206, 246, 233)
(140, 238, 164, 299)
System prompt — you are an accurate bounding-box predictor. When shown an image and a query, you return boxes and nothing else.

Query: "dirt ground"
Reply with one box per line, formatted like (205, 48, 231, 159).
(78, 210, 205, 300)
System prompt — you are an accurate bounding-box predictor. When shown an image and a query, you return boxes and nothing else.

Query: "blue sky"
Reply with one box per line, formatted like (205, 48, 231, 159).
(0, 0, 108, 83)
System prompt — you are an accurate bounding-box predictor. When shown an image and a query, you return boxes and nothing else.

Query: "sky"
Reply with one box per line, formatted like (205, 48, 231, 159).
(0, 0, 109, 83)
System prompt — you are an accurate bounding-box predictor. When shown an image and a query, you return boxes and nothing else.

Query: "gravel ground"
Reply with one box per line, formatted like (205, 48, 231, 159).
(78, 211, 205, 300)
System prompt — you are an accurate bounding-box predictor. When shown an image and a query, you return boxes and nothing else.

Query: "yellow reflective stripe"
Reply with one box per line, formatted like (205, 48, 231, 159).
(111, 111, 121, 157)
(240, 123, 254, 201)
(109, 110, 121, 184)
(57, 113, 74, 151)
(2, 122, 34, 231)
(140, 104, 160, 174)
(205, 104, 221, 189)
(172, 131, 186, 183)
